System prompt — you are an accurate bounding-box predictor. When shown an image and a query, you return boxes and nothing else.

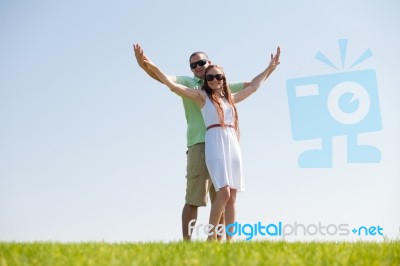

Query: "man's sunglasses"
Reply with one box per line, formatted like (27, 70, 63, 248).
(206, 74, 224, 81)
(190, 59, 207, 69)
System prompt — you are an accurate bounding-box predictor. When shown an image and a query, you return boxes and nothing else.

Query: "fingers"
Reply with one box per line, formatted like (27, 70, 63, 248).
(133, 43, 143, 54)
(133, 43, 145, 61)
(274, 46, 281, 64)
(133, 43, 140, 54)
(266, 46, 281, 69)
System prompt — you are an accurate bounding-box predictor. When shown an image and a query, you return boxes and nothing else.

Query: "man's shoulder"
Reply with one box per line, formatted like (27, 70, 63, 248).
(228, 81, 244, 93)
(175, 76, 201, 88)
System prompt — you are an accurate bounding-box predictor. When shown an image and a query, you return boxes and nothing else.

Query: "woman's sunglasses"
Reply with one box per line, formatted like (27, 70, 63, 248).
(206, 74, 224, 81)
(190, 59, 207, 69)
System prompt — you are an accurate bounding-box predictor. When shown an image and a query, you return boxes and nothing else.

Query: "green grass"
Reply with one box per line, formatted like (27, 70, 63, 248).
(1, 241, 399, 266)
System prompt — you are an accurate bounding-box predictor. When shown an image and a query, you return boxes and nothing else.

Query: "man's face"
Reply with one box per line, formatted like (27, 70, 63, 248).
(189, 54, 210, 79)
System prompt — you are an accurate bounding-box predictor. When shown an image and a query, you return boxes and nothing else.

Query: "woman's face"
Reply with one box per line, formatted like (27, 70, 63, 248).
(206, 67, 224, 91)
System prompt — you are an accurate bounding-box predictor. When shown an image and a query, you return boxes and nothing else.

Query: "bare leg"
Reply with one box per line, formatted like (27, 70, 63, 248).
(217, 210, 225, 241)
(182, 204, 198, 241)
(225, 189, 237, 242)
(210, 185, 226, 241)
(208, 186, 230, 241)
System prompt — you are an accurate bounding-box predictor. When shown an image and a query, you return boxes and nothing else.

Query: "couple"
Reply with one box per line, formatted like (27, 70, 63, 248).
(134, 44, 280, 241)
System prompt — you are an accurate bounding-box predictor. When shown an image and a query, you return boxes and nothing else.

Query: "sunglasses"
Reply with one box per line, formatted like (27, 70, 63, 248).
(206, 74, 224, 81)
(190, 59, 207, 69)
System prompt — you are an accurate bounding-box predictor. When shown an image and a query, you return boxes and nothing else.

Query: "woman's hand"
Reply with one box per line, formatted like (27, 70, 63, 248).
(142, 56, 156, 71)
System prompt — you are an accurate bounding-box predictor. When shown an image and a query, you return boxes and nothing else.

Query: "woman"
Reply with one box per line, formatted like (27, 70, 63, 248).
(143, 49, 280, 240)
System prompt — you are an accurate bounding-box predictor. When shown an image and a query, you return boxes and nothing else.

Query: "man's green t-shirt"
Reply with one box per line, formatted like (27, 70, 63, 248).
(175, 76, 244, 147)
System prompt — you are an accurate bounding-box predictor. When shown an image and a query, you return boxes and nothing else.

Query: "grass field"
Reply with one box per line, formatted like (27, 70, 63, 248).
(1, 241, 399, 266)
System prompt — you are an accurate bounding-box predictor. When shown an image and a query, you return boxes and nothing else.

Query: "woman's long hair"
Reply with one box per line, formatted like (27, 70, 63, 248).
(202, 65, 240, 139)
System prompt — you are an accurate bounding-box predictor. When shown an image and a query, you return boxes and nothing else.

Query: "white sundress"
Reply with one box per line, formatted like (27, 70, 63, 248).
(201, 96, 244, 192)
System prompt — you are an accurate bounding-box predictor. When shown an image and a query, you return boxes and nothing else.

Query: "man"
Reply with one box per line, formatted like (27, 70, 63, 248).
(133, 43, 279, 240)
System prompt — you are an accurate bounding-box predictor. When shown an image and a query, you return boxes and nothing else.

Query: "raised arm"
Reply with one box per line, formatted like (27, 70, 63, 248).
(142, 57, 205, 107)
(133, 43, 164, 82)
(134, 43, 181, 85)
(233, 47, 281, 103)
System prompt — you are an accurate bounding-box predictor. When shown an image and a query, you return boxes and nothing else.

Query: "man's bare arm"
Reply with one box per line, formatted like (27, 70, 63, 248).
(133, 43, 176, 84)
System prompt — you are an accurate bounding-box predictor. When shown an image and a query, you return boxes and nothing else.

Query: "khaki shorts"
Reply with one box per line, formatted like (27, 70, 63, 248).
(185, 143, 216, 207)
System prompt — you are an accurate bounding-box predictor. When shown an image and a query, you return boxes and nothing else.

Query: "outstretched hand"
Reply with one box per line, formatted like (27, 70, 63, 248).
(268, 46, 281, 72)
(133, 43, 144, 67)
(133, 43, 165, 83)
(133, 43, 152, 69)
(142, 56, 156, 71)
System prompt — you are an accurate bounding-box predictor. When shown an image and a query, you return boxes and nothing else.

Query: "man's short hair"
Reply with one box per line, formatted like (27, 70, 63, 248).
(189, 52, 209, 62)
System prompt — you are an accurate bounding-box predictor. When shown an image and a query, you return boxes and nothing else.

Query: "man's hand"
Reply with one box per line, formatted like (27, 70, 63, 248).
(133, 43, 163, 83)
(268, 46, 281, 72)
(133, 43, 147, 69)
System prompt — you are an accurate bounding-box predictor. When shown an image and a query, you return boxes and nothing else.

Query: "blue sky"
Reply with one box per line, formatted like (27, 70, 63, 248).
(1, 0, 399, 242)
